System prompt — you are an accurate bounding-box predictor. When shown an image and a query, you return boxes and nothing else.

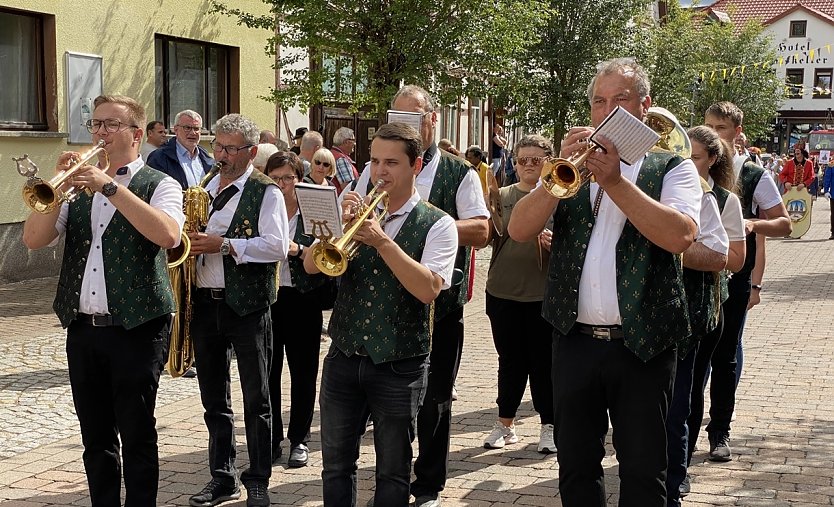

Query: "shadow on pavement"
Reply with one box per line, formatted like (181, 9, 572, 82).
(0, 368, 70, 390)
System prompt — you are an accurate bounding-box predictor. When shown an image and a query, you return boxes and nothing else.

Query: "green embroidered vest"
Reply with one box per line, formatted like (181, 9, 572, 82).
(427, 152, 474, 319)
(738, 160, 764, 275)
(54, 166, 175, 329)
(543, 152, 691, 362)
(221, 170, 279, 316)
(329, 201, 447, 364)
(287, 213, 328, 293)
(679, 180, 721, 356)
(711, 184, 732, 303)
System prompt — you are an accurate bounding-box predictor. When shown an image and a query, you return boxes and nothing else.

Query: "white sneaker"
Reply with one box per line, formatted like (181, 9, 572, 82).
(538, 423, 556, 454)
(483, 422, 518, 449)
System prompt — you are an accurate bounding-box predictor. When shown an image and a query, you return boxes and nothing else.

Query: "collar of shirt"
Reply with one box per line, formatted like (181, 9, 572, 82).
(332, 146, 353, 160)
(176, 139, 198, 160)
(380, 190, 419, 225)
(114, 157, 146, 183)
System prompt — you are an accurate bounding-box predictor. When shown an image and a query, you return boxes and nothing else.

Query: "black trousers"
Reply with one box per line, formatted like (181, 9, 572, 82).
(192, 293, 273, 487)
(411, 306, 464, 497)
(553, 328, 677, 507)
(269, 286, 322, 449)
(485, 292, 554, 424)
(66, 315, 170, 507)
(705, 273, 751, 437)
(686, 309, 724, 464)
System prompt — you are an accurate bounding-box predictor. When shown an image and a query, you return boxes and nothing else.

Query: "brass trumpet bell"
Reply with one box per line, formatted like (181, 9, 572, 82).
(540, 107, 692, 199)
(311, 179, 389, 277)
(16, 140, 109, 214)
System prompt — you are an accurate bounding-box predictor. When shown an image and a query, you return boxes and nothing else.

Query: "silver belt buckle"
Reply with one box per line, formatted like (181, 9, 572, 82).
(592, 327, 612, 341)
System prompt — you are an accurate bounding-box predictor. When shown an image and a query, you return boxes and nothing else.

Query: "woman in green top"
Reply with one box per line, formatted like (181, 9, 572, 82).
(483, 134, 556, 454)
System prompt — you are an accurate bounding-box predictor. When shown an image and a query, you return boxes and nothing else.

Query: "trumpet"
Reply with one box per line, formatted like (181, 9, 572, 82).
(540, 107, 691, 199)
(15, 140, 110, 214)
(311, 179, 389, 277)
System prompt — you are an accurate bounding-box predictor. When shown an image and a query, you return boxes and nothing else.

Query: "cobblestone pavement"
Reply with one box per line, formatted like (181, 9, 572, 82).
(2, 199, 834, 506)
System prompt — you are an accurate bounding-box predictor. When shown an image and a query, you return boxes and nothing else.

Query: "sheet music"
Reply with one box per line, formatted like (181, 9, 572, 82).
(590, 106, 660, 166)
(294, 182, 343, 239)
(386, 110, 423, 133)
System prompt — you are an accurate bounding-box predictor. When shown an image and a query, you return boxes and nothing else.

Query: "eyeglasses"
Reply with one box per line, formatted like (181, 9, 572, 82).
(85, 118, 138, 134)
(210, 140, 253, 155)
(271, 174, 297, 184)
(176, 124, 202, 133)
(516, 156, 547, 166)
(313, 159, 332, 168)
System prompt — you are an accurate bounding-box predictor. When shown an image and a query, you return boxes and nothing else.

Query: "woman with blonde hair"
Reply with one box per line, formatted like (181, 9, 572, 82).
(305, 147, 336, 186)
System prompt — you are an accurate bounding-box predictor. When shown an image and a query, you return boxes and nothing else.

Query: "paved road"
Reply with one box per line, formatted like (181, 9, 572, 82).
(2, 199, 834, 506)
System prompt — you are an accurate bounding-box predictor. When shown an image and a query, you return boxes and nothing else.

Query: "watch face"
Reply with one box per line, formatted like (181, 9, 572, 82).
(102, 182, 117, 197)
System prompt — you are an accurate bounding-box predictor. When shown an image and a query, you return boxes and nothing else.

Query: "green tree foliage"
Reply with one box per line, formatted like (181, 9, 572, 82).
(210, 0, 542, 119)
(647, 1, 782, 139)
(504, 0, 653, 142)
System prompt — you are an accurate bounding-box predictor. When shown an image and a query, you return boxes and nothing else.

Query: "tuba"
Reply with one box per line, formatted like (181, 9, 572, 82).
(166, 162, 221, 377)
(311, 179, 389, 277)
(15, 140, 110, 214)
(540, 107, 692, 199)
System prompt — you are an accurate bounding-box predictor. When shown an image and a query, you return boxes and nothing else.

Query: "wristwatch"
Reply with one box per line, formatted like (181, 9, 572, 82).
(220, 238, 231, 256)
(101, 181, 118, 197)
(295, 244, 304, 257)
(751, 284, 763, 291)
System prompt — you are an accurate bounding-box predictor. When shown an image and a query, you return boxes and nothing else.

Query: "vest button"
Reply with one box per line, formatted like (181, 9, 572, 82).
(365, 319, 370, 324)
(369, 285, 375, 291)
(367, 302, 372, 307)
(588, 223, 592, 228)
(373, 269, 378, 274)
(363, 336, 369, 340)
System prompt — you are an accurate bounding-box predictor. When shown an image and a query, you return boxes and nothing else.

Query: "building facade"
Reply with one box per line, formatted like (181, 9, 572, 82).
(706, 0, 834, 155)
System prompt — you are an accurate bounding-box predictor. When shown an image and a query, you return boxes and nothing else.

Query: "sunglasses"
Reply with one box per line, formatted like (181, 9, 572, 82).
(516, 156, 547, 166)
(314, 159, 332, 168)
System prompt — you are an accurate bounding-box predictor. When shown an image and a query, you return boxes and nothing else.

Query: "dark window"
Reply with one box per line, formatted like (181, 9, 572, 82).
(790, 20, 807, 38)
(320, 54, 367, 102)
(0, 8, 47, 130)
(813, 68, 832, 99)
(786, 69, 804, 99)
(155, 35, 236, 132)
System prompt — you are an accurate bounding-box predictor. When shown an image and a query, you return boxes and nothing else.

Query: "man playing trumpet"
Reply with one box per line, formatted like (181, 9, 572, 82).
(509, 58, 702, 506)
(305, 123, 458, 507)
(22, 95, 185, 506)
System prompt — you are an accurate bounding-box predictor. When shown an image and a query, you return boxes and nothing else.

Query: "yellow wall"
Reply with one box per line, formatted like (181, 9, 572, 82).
(0, 0, 276, 224)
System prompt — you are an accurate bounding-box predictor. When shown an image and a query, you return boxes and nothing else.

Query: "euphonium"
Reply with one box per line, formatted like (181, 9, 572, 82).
(311, 179, 389, 277)
(166, 162, 221, 378)
(15, 140, 110, 214)
(540, 107, 692, 199)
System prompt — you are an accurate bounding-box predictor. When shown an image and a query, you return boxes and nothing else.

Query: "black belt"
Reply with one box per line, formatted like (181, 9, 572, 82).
(77, 313, 122, 327)
(575, 323, 624, 341)
(197, 288, 226, 300)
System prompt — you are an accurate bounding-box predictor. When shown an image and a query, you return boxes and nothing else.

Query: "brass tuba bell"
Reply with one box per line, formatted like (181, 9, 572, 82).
(540, 107, 692, 199)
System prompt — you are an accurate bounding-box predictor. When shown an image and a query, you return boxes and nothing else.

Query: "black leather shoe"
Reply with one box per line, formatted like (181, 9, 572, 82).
(271, 444, 283, 464)
(189, 479, 241, 507)
(287, 443, 309, 468)
(245, 483, 270, 507)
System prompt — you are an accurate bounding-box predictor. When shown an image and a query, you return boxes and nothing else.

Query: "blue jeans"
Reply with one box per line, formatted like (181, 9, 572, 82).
(320, 346, 429, 507)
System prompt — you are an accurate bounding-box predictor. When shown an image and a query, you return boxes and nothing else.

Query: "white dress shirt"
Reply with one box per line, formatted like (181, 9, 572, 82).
(696, 192, 729, 255)
(733, 153, 783, 215)
(348, 152, 490, 220)
(196, 165, 290, 288)
(576, 156, 702, 326)
(176, 140, 207, 188)
(53, 157, 185, 315)
(707, 176, 745, 242)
